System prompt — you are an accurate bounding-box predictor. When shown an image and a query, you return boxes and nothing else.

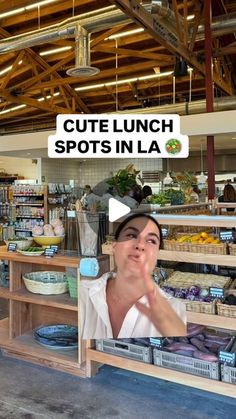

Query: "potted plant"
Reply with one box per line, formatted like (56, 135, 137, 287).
(107, 164, 143, 197)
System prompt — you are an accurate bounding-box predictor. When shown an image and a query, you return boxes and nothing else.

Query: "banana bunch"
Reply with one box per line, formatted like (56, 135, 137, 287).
(176, 232, 221, 245)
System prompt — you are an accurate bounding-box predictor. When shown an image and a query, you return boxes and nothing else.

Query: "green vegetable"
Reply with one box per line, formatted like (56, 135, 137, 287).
(165, 138, 182, 154)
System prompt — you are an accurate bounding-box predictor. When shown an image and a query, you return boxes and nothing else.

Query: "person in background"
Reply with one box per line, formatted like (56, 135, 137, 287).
(191, 185, 201, 203)
(80, 213, 186, 339)
(218, 183, 236, 212)
(141, 185, 153, 203)
(80, 185, 100, 210)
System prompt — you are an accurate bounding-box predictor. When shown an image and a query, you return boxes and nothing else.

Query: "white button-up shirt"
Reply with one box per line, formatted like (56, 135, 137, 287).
(80, 272, 186, 339)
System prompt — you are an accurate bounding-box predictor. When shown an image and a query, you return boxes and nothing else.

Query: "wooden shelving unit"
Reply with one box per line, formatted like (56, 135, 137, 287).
(13, 185, 48, 234)
(0, 247, 109, 376)
(87, 214, 236, 396)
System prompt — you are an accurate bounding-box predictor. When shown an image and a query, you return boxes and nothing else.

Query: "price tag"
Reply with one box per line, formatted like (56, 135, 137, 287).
(161, 228, 169, 238)
(44, 248, 55, 258)
(50, 245, 58, 253)
(219, 230, 234, 243)
(209, 287, 224, 299)
(149, 337, 163, 348)
(67, 210, 76, 218)
(219, 351, 236, 366)
(7, 243, 17, 252)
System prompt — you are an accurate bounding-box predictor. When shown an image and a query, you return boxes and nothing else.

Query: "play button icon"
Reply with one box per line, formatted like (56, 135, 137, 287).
(108, 198, 131, 222)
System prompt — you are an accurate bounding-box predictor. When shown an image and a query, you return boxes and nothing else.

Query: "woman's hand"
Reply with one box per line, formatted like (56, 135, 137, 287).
(135, 268, 186, 337)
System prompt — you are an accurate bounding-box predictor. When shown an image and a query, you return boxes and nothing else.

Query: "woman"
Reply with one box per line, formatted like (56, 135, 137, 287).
(80, 213, 186, 339)
(218, 183, 236, 212)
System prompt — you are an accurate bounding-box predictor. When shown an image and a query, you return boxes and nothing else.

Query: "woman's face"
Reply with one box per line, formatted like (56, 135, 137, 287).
(112, 217, 161, 276)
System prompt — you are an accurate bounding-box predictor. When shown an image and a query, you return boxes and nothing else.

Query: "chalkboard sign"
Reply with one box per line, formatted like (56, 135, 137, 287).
(7, 243, 17, 252)
(219, 351, 235, 366)
(149, 337, 163, 348)
(161, 228, 169, 238)
(219, 230, 234, 243)
(209, 287, 224, 299)
(44, 248, 55, 258)
(50, 245, 58, 253)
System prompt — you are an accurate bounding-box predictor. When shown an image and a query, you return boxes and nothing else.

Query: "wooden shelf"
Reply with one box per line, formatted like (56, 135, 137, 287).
(0, 288, 77, 311)
(98, 215, 236, 396)
(102, 243, 236, 267)
(158, 250, 236, 267)
(0, 248, 80, 268)
(87, 349, 235, 398)
(187, 312, 236, 330)
(0, 319, 85, 377)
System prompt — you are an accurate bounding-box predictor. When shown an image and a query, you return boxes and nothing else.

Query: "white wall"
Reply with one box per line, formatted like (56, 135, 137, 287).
(40, 157, 162, 186)
(0, 156, 37, 179)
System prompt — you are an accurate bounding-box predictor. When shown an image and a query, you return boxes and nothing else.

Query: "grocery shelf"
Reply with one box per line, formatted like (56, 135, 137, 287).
(87, 349, 235, 398)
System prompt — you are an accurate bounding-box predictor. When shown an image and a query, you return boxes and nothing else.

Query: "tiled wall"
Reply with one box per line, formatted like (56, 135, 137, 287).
(41, 157, 163, 187)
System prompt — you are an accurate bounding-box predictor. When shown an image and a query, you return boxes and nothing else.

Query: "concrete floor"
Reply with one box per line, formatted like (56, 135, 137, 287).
(0, 352, 235, 419)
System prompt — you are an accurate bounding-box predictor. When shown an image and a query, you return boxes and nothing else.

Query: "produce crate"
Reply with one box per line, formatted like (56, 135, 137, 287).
(153, 348, 220, 380)
(229, 244, 236, 256)
(162, 271, 232, 314)
(221, 364, 236, 384)
(183, 299, 216, 314)
(163, 239, 227, 255)
(216, 279, 236, 318)
(95, 339, 152, 364)
(165, 271, 232, 289)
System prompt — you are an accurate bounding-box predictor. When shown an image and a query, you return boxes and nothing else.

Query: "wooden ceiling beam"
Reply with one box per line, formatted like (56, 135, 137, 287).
(172, 0, 184, 43)
(110, 0, 234, 95)
(26, 59, 165, 92)
(0, 25, 89, 113)
(0, 50, 25, 89)
(0, 90, 72, 114)
(0, 0, 95, 28)
(92, 44, 174, 62)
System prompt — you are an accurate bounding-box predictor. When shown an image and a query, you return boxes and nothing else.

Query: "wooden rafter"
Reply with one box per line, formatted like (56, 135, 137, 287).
(110, 0, 234, 95)
(172, 0, 184, 43)
(0, 50, 25, 90)
(92, 44, 174, 62)
(0, 90, 72, 114)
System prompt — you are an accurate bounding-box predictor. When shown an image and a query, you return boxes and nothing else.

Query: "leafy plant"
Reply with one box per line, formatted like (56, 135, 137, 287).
(107, 164, 142, 196)
(147, 192, 169, 206)
(175, 171, 197, 190)
(164, 188, 185, 205)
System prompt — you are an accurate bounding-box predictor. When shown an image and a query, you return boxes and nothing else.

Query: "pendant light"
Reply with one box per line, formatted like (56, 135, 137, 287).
(163, 159, 173, 186)
(198, 142, 207, 187)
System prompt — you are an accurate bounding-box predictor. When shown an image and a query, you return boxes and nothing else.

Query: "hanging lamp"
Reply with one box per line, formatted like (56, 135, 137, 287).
(163, 159, 173, 185)
(198, 142, 207, 187)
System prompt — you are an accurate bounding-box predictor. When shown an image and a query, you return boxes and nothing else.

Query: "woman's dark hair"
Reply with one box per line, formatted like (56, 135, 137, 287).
(223, 184, 236, 202)
(114, 213, 163, 249)
(142, 185, 152, 198)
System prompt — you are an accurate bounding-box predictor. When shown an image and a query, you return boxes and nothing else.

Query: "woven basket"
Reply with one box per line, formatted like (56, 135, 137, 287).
(23, 271, 68, 295)
(163, 239, 227, 255)
(216, 279, 236, 318)
(182, 299, 216, 314)
(166, 271, 232, 289)
(67, 276, 78, 298)
(229, 244, 236, 255)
